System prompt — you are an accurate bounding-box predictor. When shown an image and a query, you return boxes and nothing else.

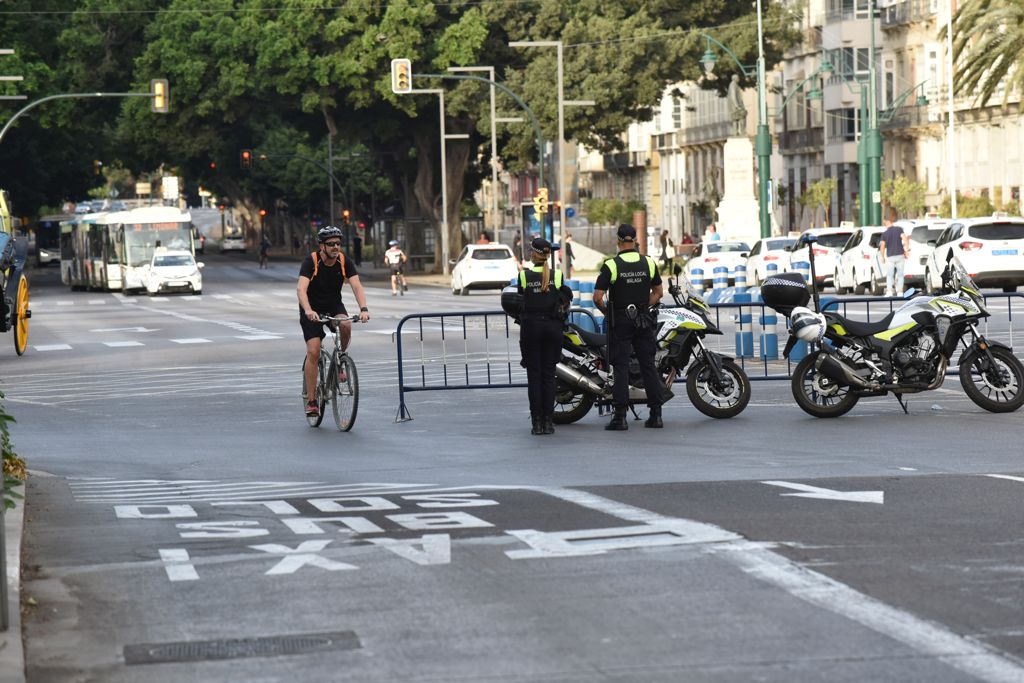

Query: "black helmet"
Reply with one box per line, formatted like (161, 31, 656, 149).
(317, 226, 343, 242)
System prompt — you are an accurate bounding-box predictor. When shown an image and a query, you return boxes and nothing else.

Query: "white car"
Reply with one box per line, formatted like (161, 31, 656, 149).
(834, 226, 885, 295)
(450, 244, 519, 295)
(685, 241, 751, 289)
(925, 216, 1024, 294)
(788, 227, 855, 289)
(143, 249, 204, 296)
(898, 219, 949, 289)
(745, 237, 796, 285)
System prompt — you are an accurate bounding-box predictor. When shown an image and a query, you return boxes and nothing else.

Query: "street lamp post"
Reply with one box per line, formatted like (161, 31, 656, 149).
(447, 66, 499, 237)
(865, 0, 882, 225)
(699, 0, 772, 239)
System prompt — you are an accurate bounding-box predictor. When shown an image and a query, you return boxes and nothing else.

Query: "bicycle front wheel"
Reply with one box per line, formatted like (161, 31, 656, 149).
(331, 352, 359, 431)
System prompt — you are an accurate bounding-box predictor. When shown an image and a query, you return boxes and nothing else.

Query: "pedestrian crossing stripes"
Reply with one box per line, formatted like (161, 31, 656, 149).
(33, 335, 283, 352)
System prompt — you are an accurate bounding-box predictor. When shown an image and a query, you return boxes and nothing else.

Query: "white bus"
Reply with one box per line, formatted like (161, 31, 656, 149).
(60, 212, 120, 291)
(112, 206, 194, 293)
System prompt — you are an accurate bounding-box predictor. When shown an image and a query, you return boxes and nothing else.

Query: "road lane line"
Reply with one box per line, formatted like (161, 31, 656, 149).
(532, 486, 1024, 683)
(33, 344, 72, 351)
(158, 549, 199, 581)
(985, 474, 1024, 484)
(170, 338, 212, 344)
(102, 341, 144, 348)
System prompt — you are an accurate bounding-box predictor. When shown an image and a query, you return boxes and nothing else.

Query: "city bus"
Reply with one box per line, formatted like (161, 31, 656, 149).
(59, 212, 121, 290)
(113, 206, 194, 293)
(33, 213, 71, 266)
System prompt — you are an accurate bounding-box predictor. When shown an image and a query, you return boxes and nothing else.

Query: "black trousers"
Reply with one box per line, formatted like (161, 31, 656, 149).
(609, 315, 662, 411)
(522, 317, 563, 419)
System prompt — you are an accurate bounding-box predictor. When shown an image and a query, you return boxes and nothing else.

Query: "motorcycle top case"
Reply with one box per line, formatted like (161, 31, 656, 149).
(501, 285, 523, 321)
(760, 272, 810, 316)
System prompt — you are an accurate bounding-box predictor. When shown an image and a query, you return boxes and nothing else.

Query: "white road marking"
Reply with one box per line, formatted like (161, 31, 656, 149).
(236, 335, 282, 341)
(367, 534, 451, 566)
(532, 486, 1024, 683)
(34, 344, 72, 351)
(170, 338, 212, 344)
(250, 540, 358, 575)
(87, 299, 106, 305)
(57, 301, 73, 306)
(158, 549, 199, 581)
(985, 474, 1024, 484)
(762, 480, 885, 504)
(90, 326, 157, 333)
(103, 341, 145, 348)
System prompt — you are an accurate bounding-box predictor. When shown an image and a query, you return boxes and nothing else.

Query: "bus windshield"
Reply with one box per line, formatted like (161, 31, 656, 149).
(123, 221, 193, 266)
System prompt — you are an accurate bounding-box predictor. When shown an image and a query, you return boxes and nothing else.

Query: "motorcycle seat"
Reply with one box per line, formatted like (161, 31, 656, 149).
(568, 323, 607, 348)
(826, 311, 896, 337)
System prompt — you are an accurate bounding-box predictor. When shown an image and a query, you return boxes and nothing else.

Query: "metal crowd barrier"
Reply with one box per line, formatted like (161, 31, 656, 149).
(393, 294, 1023, 419)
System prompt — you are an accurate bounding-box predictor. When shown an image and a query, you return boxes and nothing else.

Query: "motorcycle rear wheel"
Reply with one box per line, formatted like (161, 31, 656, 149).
(686, 358, 751, 418)
(551, 380, 596, 424)
(959, 346, 1024, 413)
(791, 352, 860, 418)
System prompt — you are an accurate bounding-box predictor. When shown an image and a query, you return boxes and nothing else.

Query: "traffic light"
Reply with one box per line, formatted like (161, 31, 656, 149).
(342, 209, 351, 225)
(240, 149, 253, 169)
(391, 58, 412, 94)
(259, 209, 267, 217)
(533, 187, 549, 216)
(93, 159, 103, 176)
(150, 78, 169, 113)
(209, 162, 216, 170)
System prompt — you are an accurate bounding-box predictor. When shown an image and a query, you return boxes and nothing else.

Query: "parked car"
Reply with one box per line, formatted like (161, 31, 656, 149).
(834, 226, 885, 295)
(925, 216, 1024, 293)
(898, 218, 949, 289)
(788, 227, 855, 289)
(745, 237, 796, 285)
(685, 241, 751, 289)
(450, 244, 519, 295)
(143, 248, 204, 296)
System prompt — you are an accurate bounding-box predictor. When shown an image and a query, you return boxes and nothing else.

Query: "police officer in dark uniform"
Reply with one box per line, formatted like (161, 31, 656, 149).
(593, 224, 665, 430)
(518, 237, 571, 435)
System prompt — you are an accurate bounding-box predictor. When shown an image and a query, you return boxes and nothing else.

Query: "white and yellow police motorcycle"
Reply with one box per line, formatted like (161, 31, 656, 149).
(763, 248, 1024, 418)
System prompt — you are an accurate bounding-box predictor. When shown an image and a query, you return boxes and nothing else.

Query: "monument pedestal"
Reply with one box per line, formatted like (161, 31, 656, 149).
(716, 137, 761, 246)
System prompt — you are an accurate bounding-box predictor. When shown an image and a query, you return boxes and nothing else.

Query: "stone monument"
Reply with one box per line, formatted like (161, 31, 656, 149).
(715, 81, 761, 247)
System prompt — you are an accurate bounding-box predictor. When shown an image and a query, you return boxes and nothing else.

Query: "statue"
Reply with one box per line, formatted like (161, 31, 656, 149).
(727, 74, 747, 137)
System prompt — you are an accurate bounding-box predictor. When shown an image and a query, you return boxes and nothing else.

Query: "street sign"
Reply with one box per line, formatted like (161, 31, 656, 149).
(872, 191, 881, 204)
(135, 182, 151, 196)
(162, 176, 179, 200)
(565, 207, 575, 218)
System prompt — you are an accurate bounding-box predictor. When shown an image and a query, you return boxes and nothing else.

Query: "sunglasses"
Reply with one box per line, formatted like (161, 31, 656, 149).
(323, 242, 342, 248)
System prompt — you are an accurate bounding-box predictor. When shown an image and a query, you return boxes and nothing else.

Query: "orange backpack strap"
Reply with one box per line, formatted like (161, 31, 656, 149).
(311, 251, 319, 279)
(339, 253, 346, 280)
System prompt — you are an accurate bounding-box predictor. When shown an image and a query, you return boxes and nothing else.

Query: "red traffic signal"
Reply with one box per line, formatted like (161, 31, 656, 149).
(240, 149, 253, 169)
(209, 162, 216, 170)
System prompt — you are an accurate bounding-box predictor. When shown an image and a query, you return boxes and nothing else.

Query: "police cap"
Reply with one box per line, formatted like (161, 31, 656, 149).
(616, 224, 637, 242)
(531, 237, 553, 254)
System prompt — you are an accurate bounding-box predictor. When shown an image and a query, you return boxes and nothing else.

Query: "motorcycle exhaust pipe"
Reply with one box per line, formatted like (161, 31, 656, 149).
(555, 362, 608, 396)
(815, 353, 878, 390)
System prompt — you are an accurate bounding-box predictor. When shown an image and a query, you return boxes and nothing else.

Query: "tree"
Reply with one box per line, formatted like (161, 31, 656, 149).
(939, 192, 996, 218)
(947, 0, 1024, 107)
(881, 176, 926, 218)
(798, 178, 837, 226)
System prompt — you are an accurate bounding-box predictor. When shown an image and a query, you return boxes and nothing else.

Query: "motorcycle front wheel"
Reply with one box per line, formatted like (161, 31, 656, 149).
(959, 346, 1024, 413)
(686, 358, 751, 418)
(791, 352, 860, 418)
(552, 379, 596, 424)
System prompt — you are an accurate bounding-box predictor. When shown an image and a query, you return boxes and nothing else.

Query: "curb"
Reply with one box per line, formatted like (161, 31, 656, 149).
(0, 497, 25, 683)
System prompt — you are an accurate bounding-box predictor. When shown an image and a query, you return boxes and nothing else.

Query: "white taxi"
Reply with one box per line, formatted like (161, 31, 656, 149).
(788, 227, 855, 289)
(450, 244, 519, 295)
(685, 241, 751, 289)
(143, 248, 204, 296)
(834, 226, 885, 295)
(745, 237, 796, 285)
(925, 216, 1024, 293)
(898, 219, 949, 289)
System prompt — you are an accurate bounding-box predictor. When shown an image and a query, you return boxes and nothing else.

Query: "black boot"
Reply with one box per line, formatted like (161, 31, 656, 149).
(531, 415, 543, 435)
(605, 410, 628, 431)
(543, 416, 555, 435)
(645, 406, 663, 428)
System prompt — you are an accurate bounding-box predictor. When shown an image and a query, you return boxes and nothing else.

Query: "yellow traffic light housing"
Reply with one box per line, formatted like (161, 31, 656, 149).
(533, 187, 549, 216)
(391, 59, 412, 94)
(150, 78, 169, 113)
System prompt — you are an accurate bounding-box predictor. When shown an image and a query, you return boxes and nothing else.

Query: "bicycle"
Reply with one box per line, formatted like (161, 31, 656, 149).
(302, 315, 361, 431)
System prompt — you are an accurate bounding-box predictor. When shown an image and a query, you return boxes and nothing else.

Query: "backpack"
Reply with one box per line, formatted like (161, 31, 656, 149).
(310, 251, 346, 281)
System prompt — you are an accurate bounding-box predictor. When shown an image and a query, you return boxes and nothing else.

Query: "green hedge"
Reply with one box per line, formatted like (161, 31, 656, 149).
(1, 386, 24, 510)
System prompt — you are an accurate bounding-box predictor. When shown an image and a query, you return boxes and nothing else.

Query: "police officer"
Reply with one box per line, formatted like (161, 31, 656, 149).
(518, 237, 571, 435)
(593, 224, 665, 430)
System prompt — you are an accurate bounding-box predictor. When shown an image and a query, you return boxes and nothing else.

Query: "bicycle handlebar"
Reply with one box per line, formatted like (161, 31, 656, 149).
(317, 314, 364, 323)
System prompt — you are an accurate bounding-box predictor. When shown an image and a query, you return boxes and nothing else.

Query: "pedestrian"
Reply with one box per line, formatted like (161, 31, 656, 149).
(704, 224, 721, 241)
(658, 229, 674, 270)
(476, 231, 490, 245)
(593, 224, 666, 430)
(353, 233, 363, 266)
(563, 233, 575, 280)
(259, 236, 270, 269)
(513, 234, 523, 268)
(878, 207, 909, 297)
(291, 235, 300, 255)
(518, 237, 572, 435)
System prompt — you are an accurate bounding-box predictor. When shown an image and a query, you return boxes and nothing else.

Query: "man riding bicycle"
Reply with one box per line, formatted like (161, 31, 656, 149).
(297, 226, 370, 417)
(384, 239, 408, 296)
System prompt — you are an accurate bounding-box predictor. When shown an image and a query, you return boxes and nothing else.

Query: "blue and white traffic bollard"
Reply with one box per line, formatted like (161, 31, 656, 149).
(733, 264, 748, 290)
(690, 267, 704, 292)
(794, 260, 811, 285)
(578, 281, 596, 332)
(759, 306, 779, 360)
(734, 292, 755, 357)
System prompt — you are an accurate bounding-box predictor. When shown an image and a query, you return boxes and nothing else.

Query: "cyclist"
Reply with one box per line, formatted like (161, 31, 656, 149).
(297, 226, 370, 417)
(384, 239, 408, 296)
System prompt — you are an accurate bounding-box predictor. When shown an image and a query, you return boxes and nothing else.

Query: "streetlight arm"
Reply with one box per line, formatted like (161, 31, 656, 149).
(878, 80, 929, 123)
(699, 34, 756, 78)
(772, 71, 828, 117)
(0, 91, 153, 147)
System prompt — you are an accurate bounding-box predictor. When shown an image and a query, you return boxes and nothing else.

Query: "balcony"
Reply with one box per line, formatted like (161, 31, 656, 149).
(881, 0, 937, 28)
(602, 152, 630, 171)
(779, 127, 824, 153)
(677, 120, 731, 146)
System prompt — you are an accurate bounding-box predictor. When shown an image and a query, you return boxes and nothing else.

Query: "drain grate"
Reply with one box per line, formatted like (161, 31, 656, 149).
(124, 630, 361, 665)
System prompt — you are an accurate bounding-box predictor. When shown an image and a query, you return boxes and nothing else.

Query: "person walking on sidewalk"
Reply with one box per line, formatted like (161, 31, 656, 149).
(879, 208, 909, 297)
(384, 240, 408, 296)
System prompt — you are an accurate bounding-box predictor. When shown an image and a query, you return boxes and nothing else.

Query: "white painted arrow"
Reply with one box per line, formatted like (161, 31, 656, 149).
(762, 480, 884, 504)
(90, 326, 158, 333)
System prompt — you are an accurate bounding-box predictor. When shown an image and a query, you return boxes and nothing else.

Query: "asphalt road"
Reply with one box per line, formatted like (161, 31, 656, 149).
(5, 253, 1024, 682)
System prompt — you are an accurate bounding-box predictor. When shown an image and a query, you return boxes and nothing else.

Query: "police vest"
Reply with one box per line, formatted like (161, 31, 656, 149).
(603, 251, 657, 307)
(519, 266, 564, 316)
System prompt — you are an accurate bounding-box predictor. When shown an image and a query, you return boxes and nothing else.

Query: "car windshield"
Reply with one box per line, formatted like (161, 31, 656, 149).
(809, 232, 853, 248)
(472, 248, 513, 260)
(707, 242, 749, 253)
(911, 226, 944, 244)
(153, 255, 194, 267)
(968, 223, 1024, 240)
(766, 239, 795, 251)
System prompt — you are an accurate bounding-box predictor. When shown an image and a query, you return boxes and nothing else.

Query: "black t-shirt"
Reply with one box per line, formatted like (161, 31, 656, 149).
(299, 252, 358, 312)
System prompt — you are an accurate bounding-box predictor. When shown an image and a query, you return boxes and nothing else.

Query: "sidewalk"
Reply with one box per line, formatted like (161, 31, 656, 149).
(0, 497, 25, 683)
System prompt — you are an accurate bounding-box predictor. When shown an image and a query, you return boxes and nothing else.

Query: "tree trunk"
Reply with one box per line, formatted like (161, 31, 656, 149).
(411, 124, 472, 272)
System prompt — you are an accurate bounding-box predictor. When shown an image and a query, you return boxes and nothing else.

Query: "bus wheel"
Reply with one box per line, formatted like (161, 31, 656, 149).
(14, 274, 29, 356)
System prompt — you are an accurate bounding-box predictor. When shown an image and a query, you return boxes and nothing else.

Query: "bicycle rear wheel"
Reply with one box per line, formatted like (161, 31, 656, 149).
(331, 352, 359, 431)
(302, 356, 325, 427)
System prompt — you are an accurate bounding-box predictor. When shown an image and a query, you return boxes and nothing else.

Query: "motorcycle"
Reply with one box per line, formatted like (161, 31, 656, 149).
(762, 242, 1024, 418)
(544, 269, 751, 423)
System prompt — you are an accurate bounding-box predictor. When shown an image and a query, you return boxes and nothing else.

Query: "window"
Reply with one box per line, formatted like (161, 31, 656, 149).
(471, 247, 514, 260)
(673, 98, 682, 129)
(827, 108, 858, 142)
(968, 223, 1024, 240)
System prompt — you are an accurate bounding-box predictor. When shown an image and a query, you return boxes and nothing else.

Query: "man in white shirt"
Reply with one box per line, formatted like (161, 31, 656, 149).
(384, 240, 408, 296)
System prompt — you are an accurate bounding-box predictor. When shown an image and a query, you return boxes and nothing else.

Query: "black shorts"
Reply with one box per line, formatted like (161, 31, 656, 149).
(299, 303, 348, 342)
(389, 265, 404, 275)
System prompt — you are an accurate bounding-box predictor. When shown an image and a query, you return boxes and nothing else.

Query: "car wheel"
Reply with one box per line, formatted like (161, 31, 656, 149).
(460, 285, 469, 296)
(833, 271, 847, 295)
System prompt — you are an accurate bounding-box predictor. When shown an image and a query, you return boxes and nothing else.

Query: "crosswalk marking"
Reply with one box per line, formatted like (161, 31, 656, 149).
(236, 335, 282, 341)
(103, 341, 144, 348)
(171, 338, 212, 344)
(87, 299, 107, 305)
(34, 344, 72, 351)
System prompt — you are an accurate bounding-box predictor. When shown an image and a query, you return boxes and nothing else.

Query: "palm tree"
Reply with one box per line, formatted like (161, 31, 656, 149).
(948, 0, 1024, 107)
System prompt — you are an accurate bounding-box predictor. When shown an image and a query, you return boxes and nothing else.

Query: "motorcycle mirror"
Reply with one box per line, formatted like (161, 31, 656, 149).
(804, 235, 819, 244)
(903, 288, 916, 298)
(945, 250, 953, 264)
(673, 264, 683, 276)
